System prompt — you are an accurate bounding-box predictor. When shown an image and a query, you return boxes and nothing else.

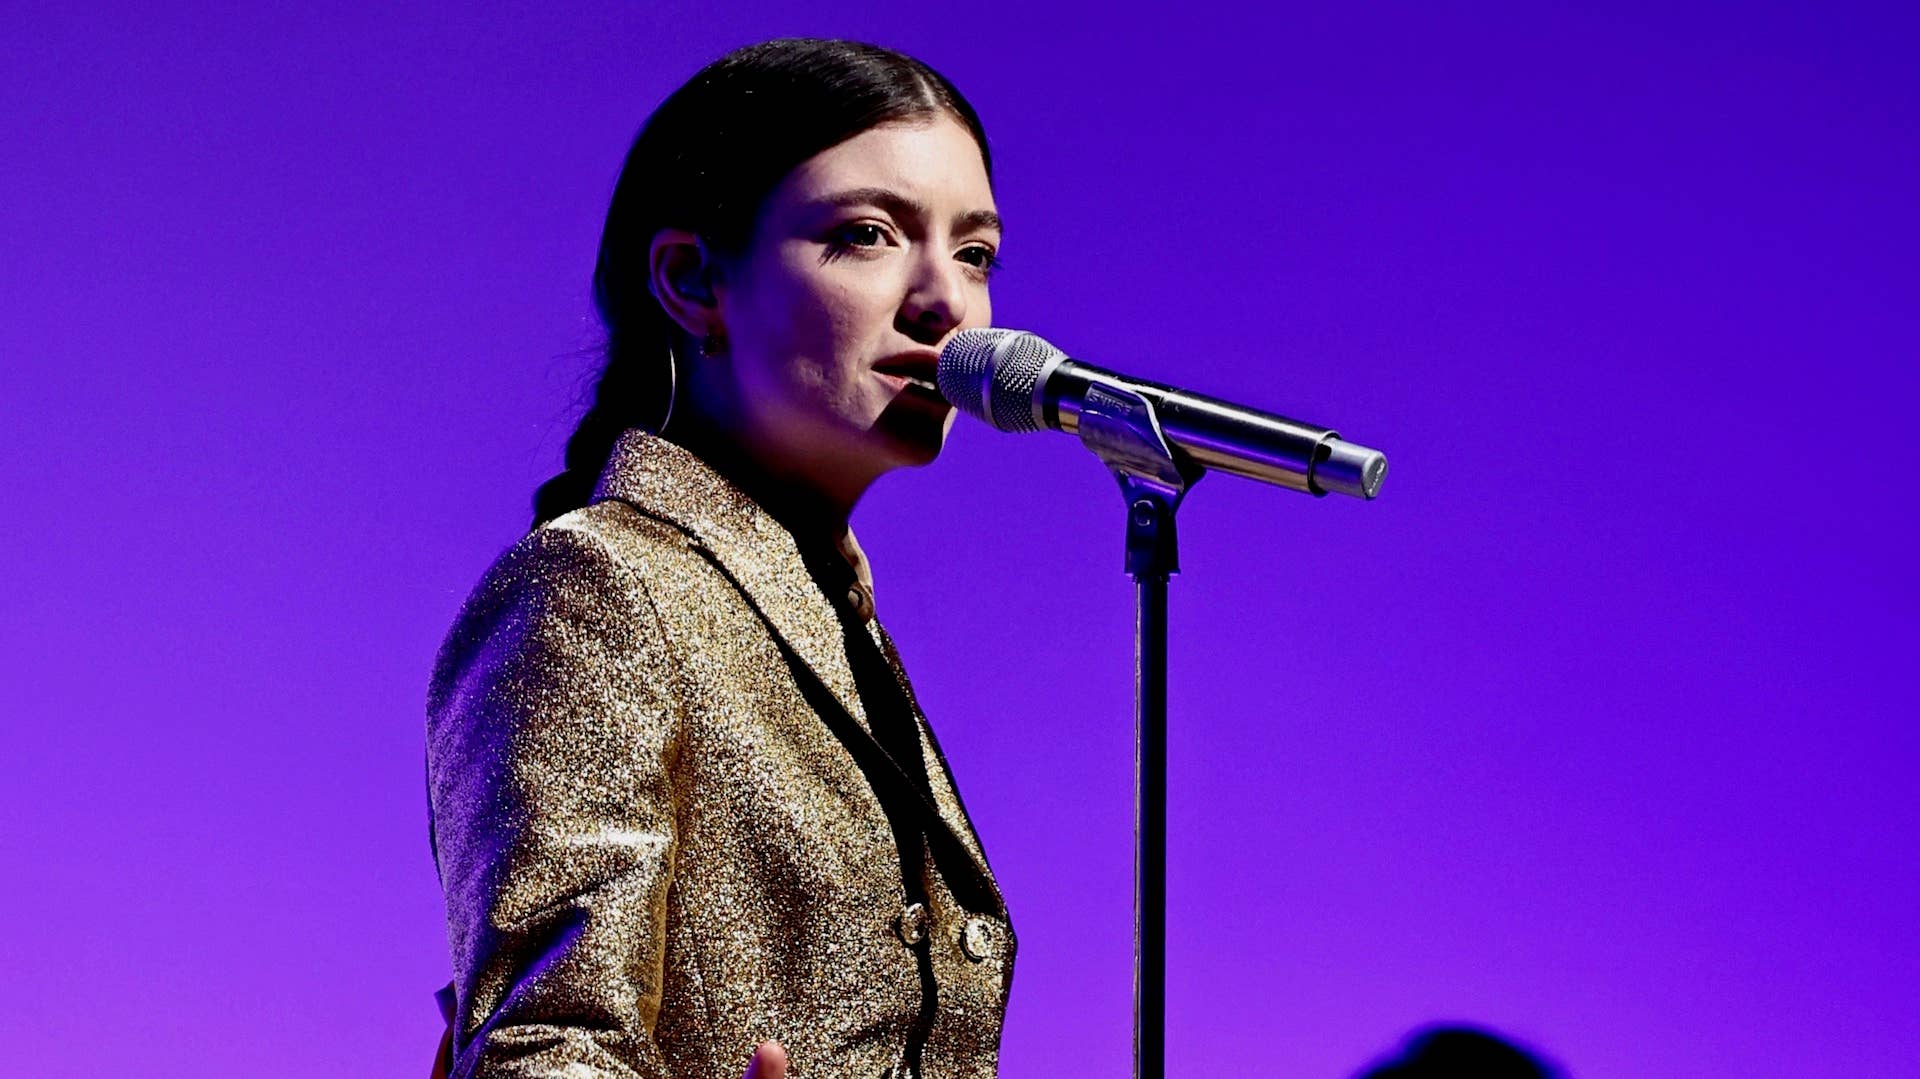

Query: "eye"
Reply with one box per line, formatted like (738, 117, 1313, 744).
(836, 223, 886, 246)
(821, 222, 892, 262)
(957, 244, 1003, 281)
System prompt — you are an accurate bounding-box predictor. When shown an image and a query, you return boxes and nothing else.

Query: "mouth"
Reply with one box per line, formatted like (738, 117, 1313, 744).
(873, 351, 945, 398)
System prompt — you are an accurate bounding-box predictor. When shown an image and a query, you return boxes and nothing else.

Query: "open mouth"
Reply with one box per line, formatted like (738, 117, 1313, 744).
(874, 354, 944, 398)
(891, 372, 941, 394)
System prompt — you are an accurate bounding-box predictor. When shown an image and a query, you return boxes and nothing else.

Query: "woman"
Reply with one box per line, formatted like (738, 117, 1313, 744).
(426, 38, 1014, 1079)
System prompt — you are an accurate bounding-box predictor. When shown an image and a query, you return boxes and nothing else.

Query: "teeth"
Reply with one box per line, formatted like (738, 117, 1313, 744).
(888, 371, 938, 392)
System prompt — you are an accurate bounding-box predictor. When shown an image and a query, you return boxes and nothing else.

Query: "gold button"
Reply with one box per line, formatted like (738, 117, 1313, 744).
(959, 916, 997, 961)
(895, 901, 929, 946)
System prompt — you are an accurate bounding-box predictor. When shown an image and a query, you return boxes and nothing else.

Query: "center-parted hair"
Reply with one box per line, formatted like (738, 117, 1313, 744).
(529, 38, 994, 529)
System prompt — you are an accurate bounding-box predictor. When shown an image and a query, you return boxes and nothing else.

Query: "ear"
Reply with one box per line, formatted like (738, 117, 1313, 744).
(647, 227, 724, 339)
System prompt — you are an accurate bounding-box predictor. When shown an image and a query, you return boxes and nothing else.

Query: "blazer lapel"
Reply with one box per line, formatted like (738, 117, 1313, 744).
(592, 430, 870, 732)
(591, 429, 1004, 914)
(871, 622, 999, 887)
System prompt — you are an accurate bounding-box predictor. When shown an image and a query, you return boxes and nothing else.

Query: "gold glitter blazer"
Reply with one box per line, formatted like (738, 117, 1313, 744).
(427, 430, 1015, 1079)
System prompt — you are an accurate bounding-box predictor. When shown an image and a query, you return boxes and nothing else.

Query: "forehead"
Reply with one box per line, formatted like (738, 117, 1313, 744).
(769, 116, 995, 215)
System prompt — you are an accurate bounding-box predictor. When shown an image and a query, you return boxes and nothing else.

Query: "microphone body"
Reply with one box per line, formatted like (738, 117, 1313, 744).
(937, 328, 1387, 499)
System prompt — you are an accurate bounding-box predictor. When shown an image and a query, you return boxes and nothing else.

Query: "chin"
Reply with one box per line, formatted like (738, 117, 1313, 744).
(871, 400, 954, 469)
(880, 426, 948, 470)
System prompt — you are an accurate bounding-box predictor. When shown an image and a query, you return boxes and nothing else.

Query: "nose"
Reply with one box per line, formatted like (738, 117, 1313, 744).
(897, 249, 970, 343)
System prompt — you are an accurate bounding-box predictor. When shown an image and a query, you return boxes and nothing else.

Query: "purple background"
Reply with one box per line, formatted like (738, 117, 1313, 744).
(5, 4, 1914, 1076)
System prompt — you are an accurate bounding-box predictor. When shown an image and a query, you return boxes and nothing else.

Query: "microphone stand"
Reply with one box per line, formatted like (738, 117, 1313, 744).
(1075, 381, 1204, 1079)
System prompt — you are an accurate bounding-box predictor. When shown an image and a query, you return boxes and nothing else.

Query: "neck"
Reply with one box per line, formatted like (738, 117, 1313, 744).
(665, 416, 871, 567)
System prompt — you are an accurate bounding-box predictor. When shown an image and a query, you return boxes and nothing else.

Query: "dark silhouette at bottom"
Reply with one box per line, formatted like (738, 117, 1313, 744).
(1356, 1024, 1564, 1078)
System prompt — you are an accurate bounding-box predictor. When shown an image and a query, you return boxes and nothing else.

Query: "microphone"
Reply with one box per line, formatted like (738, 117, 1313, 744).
(937, 328, 1387, 499)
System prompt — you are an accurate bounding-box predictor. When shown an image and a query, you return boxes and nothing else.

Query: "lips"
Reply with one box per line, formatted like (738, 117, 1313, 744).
(874, 351, 943, 396)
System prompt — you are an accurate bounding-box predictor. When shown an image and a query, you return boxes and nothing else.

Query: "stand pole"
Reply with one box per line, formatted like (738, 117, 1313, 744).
(1073, 378, 1201, 1079)
(1061, 367, 1380, 1077)
(1132, 504, 1171, 1079)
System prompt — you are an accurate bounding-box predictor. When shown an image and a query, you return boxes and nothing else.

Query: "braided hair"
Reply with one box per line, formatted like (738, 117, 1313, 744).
(529, 38, 993, 529)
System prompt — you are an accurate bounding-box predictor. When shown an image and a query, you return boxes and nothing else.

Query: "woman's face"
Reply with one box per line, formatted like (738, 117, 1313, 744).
(707, 114, 1000, 502)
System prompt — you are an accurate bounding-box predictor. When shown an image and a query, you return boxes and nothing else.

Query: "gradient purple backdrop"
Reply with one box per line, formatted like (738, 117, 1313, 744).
(5, 3, 1915, 1076)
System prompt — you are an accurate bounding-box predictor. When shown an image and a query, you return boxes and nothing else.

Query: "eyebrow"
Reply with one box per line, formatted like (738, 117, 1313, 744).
(810, 186, 1003, 236)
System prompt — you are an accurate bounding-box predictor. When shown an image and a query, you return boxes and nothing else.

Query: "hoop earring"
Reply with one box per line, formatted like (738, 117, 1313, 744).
(655, 341, 679, 435)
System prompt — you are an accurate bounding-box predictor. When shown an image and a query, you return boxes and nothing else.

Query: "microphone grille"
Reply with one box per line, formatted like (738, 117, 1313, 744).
(936, 329, 996, 422)
(938, 327, 1063, 433)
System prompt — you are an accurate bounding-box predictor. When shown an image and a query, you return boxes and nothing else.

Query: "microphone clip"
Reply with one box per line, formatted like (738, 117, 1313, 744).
(1076, 379, 1205, 579)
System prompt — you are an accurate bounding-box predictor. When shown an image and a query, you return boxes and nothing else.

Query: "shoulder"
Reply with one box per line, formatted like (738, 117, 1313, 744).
(461, 501, 694, 616)
(542, 499, 693, 568)
(427, 502, 700, 708)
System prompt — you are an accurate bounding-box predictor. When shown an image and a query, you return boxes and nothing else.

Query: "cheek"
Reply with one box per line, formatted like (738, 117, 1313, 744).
(754, 253, 880, 346)
(782, 275, 898, 378)
(728, 246, 922, 415)
(778, 290, 873, 397)
(734, 283, 876, 412)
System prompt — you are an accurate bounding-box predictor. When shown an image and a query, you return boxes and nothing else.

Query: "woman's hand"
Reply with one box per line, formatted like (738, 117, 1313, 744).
(743, 1040, 788, 1079)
